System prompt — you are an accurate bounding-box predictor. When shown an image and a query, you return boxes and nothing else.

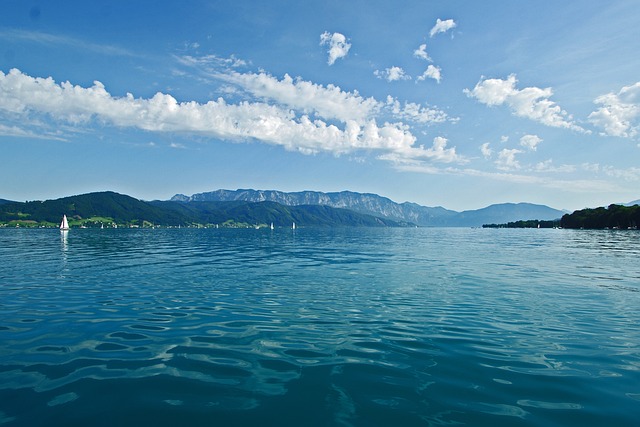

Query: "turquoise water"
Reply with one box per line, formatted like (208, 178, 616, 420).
(1, 227, 639, 426)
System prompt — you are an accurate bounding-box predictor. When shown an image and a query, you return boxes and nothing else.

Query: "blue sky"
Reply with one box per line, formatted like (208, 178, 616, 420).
(1, 0, 639, 211)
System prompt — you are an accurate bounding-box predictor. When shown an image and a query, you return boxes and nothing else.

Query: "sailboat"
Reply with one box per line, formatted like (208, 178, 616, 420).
(60, 215, 69, 231)
(292, 222, 296, 230)
(270, 222, 274, 230)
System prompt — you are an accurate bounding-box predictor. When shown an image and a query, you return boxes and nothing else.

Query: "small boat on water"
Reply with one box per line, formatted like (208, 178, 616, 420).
(270, 222, 274, 230)
(60, 215, 69, 231)
(292, 222, 296, 230)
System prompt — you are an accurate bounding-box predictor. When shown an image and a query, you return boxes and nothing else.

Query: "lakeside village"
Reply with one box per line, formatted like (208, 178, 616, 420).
(0, 216, 275, 229)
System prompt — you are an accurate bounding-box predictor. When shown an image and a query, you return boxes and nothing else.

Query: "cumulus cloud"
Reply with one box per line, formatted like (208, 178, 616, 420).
(319, 32, 351, 66)
(464, 74, 586, 132)
(417, 65, 442, 83)
(429, 18, 457, 37)
(0, 68, 463, 167)
(219, 71, 380, 124)
(413, 44, 432, 61)
(374, 66, 411, 82)
(480, 142, 492, 159)
(496, 148, 522, 170)
(385, 96, 449, 124)
(519, 134, 542, 151)
(588, 81, 640, 138)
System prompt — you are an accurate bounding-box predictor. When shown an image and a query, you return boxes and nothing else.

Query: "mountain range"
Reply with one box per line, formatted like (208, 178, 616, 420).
(172, 189, 566, 227)
(0, 189, 572, 228)
(0, 192, 407, 228)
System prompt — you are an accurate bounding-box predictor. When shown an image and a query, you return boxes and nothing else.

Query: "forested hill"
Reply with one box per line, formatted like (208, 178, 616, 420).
(0, 192, 408, 228)
(0, 192, 183, 225)
(560, 204, 640, 229)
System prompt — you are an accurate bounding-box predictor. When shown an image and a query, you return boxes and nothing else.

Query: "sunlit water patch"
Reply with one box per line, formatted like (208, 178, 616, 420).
(1, 228, 639, 426)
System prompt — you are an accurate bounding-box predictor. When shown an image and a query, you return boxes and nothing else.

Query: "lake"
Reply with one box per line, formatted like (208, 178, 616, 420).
(1, 227, 639, 426)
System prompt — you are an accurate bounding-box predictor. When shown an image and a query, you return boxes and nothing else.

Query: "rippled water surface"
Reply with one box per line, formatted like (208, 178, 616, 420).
(1, 227, 639, 426)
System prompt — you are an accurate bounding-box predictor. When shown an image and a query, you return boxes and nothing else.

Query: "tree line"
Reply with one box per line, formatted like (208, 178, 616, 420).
(560, 204, 640, 229)
(483, 219, 560, 229)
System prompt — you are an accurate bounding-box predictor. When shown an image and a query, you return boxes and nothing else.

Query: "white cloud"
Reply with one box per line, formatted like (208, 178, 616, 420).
(319, 32, 351, 66)
(495, 148, 522, 170)
(374, 66, 411, 82)
(519, 134, 542, 151)
(429, 19, 457, 37)
(533, 159, 576, 173)
(219, 71, 380, 124)
(380, 136, 465, 164)
(0, 29, 135, 57)
(417, 65, 442, 83)
(385, 96, 449, 124)
(0, 123, 66, 141)
(0, 68, 463, 167)
(480, 142, 492, 159)
(177, 54, 247, 70)
(413, 44, 432, 61)
(179, 57, 451, 126)
(465, 74, 586, 132)
(588, 81, 640, 138)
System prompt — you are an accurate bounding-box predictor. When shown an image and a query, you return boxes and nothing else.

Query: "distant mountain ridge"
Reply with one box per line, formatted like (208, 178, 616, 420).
(172, 189, 565, 227)
(0, 192, 406, 227)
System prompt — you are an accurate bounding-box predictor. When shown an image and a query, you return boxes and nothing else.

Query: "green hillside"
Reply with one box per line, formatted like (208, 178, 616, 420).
(0, 192, 409, 228)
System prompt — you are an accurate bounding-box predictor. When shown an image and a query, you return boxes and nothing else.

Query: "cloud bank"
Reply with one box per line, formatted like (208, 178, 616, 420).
(0, 68, 463, 166)
(465, 74, 586, 132)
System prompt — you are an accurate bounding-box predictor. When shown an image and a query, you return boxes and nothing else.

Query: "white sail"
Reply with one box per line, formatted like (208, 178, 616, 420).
(60, 214, 69, 231)
(292, 222, 296, 229)
(270, 222, 274, 230)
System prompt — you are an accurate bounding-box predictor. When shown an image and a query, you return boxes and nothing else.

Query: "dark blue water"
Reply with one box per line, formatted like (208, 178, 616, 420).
(1, 227, 639, 426)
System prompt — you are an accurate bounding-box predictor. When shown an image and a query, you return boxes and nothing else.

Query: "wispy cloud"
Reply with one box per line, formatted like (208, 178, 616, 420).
(0, 29, 136, 57)
(429, 19, 457, 37)
(319, 32, 351, 66)
(374, 66, 411, 82)
(385, 96, 450, 124)
(588, 81, 640, 138)
(0, 123, 66, 141)
(465, 74, 586, 132)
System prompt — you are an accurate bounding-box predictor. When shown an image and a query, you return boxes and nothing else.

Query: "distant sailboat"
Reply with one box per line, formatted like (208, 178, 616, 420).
(292, 222, 296, 230)
(270, 222, 274, 230)
(60, 215, 69, 231)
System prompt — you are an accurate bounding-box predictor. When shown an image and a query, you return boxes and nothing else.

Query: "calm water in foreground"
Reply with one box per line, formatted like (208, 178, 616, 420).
(0, 227, 639, 426)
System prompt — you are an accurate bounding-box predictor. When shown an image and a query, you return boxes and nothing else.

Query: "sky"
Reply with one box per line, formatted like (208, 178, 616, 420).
(1, 1, 639, 211)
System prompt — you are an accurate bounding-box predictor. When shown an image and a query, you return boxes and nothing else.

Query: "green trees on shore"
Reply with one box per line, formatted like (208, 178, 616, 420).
(560, 204, 640, 229)
(482, 219, 560, 228)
